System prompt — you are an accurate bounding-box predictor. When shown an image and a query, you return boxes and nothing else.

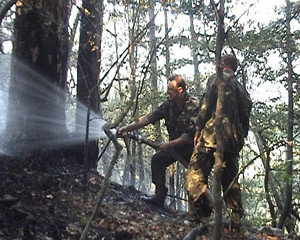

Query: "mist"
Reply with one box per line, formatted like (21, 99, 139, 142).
(0, 55, 106, 157)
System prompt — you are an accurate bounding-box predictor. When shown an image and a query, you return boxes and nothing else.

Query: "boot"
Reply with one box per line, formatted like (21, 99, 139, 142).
(187, 195, 213, 224)
(141, 186, 167, 208)
(230, 208, 244, 232)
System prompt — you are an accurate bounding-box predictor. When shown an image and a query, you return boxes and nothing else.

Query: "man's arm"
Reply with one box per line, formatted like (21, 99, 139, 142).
(117, 115, 150, 137)
(196, 75, 217, 132)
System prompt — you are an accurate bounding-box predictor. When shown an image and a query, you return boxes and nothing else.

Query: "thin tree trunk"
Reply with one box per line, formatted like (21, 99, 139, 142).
(164, 3, 174, 202)
(277, 0, 294, 229)
(163, 3, 171, 77)
(138, 142, 146, 192)
(189, 0, 200, 86)
(211, 0, 225, 239)
(148, 0, 162, 142)
(80, 127, 122, 240)
(168, 163, 175, 208)
(252, 115, 276, 226)
(122, 4, 139, 188)
(149, 0, 157, 88)
(122, 159, 130, 185)
(175, 162, 180, 210)
(130, 140, 136, 187)
(67, 10, 80, 68)
(75, 0, 103, 170)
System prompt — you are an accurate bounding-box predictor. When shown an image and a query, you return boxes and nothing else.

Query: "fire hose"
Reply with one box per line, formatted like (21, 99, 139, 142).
(126, 133, 189, 168)
(126, 133, 214, 208)
(98, 130, 214, 207)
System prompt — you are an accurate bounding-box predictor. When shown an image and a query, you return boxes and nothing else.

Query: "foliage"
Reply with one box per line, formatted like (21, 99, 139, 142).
(1, 0, 300, 235)
(99, 0, 300, 232)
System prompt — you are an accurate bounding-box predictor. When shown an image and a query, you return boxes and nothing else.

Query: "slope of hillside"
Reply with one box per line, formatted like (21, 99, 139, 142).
(0, 154, 291, 239)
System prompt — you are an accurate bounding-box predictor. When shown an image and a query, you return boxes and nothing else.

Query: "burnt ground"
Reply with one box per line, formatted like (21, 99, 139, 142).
(0, 154, 296, 240)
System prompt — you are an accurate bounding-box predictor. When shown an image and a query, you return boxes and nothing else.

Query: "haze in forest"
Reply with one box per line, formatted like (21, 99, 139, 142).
(0, 0, 299, 237)
(0, 55, 107, 156)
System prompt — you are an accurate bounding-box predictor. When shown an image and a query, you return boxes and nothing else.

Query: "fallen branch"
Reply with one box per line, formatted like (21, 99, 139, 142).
(183, 221, 234, 240)
(0, 196, 19, 207)
(183, 224, 209, 240)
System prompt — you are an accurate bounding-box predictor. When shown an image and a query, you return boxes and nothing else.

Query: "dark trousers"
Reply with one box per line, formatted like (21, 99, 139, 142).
(151, 147, 193, 195)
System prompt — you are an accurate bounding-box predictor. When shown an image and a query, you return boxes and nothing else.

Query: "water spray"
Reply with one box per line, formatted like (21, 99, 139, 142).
(0, 56, 108, 157)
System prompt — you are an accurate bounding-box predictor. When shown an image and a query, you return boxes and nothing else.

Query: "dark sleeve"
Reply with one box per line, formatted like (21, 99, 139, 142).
(236, 82, 252, 137)
(196, 75, 217, 131)
(146, 101, 168, 124)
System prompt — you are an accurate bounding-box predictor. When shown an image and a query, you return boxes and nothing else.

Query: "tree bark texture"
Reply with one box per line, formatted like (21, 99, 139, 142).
(189, 0, 200, 86)
(75, 0, 103, 169)
(7, 0, 69, 154)
(163, 3, 171, 78)
(138, 142, 146, 192)
(148, 0, 162, 142)
(277, 0, 294, 229)
(168, 163, 175, 208)
(130, 140, 136, 187)
(252, 115, 276, 226)
(149, 0, 157, 88)
(211, 0, 225, 239)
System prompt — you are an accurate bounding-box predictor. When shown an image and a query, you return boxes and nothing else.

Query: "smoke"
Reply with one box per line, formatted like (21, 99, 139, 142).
(0, 55, 107, 157)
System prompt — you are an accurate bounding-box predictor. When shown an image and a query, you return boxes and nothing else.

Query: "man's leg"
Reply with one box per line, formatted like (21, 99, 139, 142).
(185, 148, 214, 222)
(222, 152, 244, 231)
(141, 150, 176, 208)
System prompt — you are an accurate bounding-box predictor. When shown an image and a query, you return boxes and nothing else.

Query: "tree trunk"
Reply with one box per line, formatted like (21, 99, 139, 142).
(138, 142, 146, 192)
(168, 163, 175, 208)
(212, 0, 225, 239)
(277, 0, 294, 229)
(252, 114, 276, 226)
(189, 0, 200, 86)
(130, 139, 136, 187)
(163, 3, 171, 78)
(122, 154, 130, 185)
(113, 0, 122, 100)
(6, 0, 69, 156)
(75, 0, 103, 169)
(149, 0, 157, 88)
(148, 0, 162, 142)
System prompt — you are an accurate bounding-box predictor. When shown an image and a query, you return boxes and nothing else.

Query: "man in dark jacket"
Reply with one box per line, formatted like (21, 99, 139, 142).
(117, 74, 202, 209)
(185, 54, 252, 228)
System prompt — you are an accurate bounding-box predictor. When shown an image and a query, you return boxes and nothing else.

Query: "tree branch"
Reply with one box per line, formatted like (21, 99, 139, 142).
(80, 124, 122, 240)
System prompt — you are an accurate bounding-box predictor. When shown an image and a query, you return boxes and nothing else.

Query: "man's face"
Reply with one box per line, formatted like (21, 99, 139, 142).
(167, 80, 183, 102)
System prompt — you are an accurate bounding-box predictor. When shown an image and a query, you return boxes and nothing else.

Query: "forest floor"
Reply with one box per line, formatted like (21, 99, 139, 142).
(0, 154, 296, 240)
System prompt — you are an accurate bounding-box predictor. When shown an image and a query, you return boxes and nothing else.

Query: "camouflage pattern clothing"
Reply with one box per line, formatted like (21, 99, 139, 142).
(146, 91, 199, 145)
(146, 91, 199, 194)
(186, 70, 252, 220)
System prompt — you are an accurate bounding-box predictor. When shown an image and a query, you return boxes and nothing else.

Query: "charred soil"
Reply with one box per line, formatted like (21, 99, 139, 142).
(0, 154, 293, 240)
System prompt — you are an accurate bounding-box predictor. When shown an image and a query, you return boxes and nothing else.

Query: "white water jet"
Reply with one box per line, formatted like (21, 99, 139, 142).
(0, 55, 108, 156)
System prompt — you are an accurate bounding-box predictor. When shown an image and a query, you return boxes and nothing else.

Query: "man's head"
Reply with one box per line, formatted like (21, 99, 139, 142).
(221, 54, 238, 72)
(167, 74, 186, 103)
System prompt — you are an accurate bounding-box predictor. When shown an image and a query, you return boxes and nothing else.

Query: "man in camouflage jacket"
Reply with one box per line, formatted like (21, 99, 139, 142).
(185, 55, 252, 227)
(117, 74, 205, 209)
